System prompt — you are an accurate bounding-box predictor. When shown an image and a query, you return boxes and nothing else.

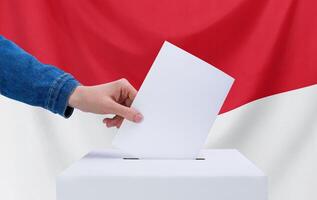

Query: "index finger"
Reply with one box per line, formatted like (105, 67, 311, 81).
(123, 80, 137, 101)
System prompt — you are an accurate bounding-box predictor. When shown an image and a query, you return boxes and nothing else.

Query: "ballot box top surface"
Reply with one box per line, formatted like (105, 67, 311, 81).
(59, 149, 265, 178)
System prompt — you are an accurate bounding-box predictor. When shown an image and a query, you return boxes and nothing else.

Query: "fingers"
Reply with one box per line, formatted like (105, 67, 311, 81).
(123, 78, 137, 100)
(103, 115, 123, 128)
(103, 79, 143, 128)
(118, 78, 137, 103)
(110, 102, 143, 123)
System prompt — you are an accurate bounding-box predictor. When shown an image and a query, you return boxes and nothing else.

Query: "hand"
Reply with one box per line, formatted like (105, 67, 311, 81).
(68, 78, 143, 128)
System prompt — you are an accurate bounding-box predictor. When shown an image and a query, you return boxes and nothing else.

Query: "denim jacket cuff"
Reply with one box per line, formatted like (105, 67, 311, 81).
(46, 73, 80, 118)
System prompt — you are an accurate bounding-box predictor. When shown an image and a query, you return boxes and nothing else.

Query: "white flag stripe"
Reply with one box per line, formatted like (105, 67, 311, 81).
(0, 84, 316, 200)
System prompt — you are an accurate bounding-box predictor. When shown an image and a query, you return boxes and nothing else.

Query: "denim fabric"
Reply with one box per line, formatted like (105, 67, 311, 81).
(0, 35, 79, 118)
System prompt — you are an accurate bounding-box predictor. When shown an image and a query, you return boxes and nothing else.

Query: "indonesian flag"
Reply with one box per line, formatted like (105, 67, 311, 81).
(0, 1, 316, 200)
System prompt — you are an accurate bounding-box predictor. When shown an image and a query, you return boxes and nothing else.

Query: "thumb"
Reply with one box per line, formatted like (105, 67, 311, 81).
(111, 102, 143, 123)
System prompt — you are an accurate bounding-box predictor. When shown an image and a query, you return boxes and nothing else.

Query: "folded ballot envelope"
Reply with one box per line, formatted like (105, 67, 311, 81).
(113, 41, 234, 159)
(57, 149, 267, 200)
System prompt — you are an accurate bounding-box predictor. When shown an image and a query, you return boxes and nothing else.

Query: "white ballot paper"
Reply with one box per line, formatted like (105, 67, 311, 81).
(112, 41, 234, 159)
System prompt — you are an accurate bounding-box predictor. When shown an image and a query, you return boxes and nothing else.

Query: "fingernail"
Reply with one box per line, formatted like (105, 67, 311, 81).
(134, 113, 143, 123)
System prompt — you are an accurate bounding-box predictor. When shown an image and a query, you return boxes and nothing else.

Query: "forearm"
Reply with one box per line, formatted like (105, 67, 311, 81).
(0, 35, 79, 118)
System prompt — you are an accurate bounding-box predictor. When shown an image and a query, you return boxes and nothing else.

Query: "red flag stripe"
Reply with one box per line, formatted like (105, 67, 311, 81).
(1, 0, 316, 113)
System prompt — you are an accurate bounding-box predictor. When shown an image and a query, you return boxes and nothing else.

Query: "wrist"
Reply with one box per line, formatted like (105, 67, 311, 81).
(68, 85, 85, 109)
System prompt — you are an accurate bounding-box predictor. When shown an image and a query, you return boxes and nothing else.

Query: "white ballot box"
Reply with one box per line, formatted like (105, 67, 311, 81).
(57, 149, 267, 200)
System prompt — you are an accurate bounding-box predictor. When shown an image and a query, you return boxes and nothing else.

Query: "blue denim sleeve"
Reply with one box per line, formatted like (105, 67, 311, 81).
(0, 35, 80, 118)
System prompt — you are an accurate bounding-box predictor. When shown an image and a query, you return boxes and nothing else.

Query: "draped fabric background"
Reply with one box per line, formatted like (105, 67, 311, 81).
(0, 0, 316, 200)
